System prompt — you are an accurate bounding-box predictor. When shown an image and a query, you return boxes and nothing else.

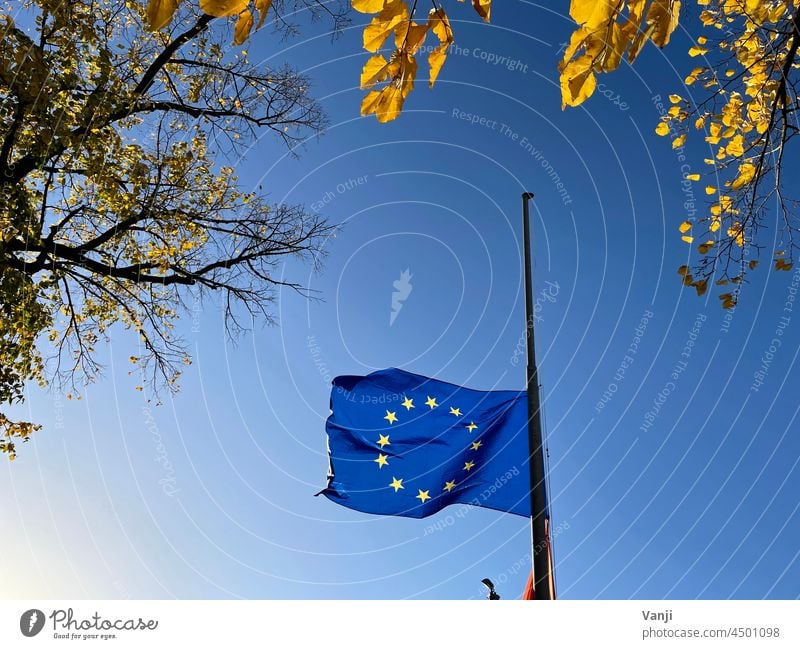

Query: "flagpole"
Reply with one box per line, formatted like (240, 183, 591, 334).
(522, 192, 554, 600)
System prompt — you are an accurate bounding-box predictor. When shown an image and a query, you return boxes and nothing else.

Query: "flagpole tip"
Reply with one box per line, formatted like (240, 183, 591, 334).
(522, 192, 534, 201)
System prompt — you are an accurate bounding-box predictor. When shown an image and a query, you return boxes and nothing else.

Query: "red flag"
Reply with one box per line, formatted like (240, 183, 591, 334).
(522, 571, 535, 599)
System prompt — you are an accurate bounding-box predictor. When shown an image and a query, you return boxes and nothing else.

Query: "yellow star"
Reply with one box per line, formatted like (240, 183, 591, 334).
(416, 489, 431, 503)
(425, 396, 438, 409)
(470, 440, 483, 451)
(375, 453, 389, 468)
(449, 407, 462, 416)
(466, 422, 478, 433)
(443, 480, 457, 493)
(376, 434, 390, 448)
(401, 396, 414, 410)
(463, 460, 475, 471)
(389, 477, 404, 492)
(384, 410, 397, 424)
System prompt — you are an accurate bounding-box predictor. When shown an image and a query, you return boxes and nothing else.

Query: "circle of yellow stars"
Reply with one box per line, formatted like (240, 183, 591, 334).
(371, 395, 482, 505)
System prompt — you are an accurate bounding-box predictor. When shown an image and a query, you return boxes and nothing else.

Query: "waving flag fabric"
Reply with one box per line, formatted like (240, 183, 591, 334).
(320, 368, 531, 519)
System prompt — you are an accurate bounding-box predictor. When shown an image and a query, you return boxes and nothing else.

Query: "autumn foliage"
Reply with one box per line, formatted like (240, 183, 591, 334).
(3, 0, 800, 459)
(653, 1, 800, 307)
(353, 0, 462, 123)
(146, 0, 800, 309)
(0, 0, 341, 458)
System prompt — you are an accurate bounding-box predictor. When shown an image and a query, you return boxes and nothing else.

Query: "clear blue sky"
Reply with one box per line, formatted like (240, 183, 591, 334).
(2, 1, 799, 600)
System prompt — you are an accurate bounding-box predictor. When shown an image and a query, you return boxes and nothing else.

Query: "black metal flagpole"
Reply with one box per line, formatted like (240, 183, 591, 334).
(522, 192, 554, 600)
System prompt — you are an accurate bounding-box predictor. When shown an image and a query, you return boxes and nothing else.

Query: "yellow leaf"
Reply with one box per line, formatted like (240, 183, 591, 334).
(146, 0, 178, 30)
(705, 185, 716, 195)
(395, 21, 429, 53)
(672, 134, 686, 148)
(364, 0, 409, 52)
(685, 66, 703, 85)
(428, 42, 448, 87)
(697, 240, 714, 254)
(471, 0, 491, 22)
(628, 21, 655, 62)
(694, 279, 708, 296)
(233, 10, 254, 45)
(570, 0, 618, 29)
(428, 7, 453, 44)
(626, 0, 648, 29)
(775, 258, 793, 271)
(647, 0, 681, 48)
(200, 0, 248, 17)
(730, 162, 755, 190)
(688, 46, 707, 57)
(361, 51, 417, 122)
(768, 4, 787, 21)
(686, 173, 699, 181)
(726, 135, 744, 157)
(679, 221, 692, 233)
(361, 89, 382, 116)
(396, 51, 417, 98)
(559, 54, 596, 108)
(353, 0, 386, 12)
(560, 26, 590, 69)
(694, 116, 705, 129)
(360, 54, 390, 89)
(655, 121, 670, 136)
(598, 22, 629, 72)
(362, 86, 403, 122)
(681, 235, 694, 244)
(255, 0, 272, 29)
(669, 94, 682, 103)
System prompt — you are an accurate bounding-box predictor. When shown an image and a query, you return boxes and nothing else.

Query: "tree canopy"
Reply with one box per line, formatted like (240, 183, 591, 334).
(562, 0, 800, 307)
(0, 0, 347, 458)
(4, 0, 800, 459)
(653, 1, 800, 307)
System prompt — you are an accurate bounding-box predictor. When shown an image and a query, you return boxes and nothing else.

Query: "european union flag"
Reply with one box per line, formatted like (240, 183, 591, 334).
(321, 368, 531, 518)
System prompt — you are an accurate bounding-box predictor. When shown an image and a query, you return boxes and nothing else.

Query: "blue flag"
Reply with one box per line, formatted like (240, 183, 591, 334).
(321, 368, 531, 518)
